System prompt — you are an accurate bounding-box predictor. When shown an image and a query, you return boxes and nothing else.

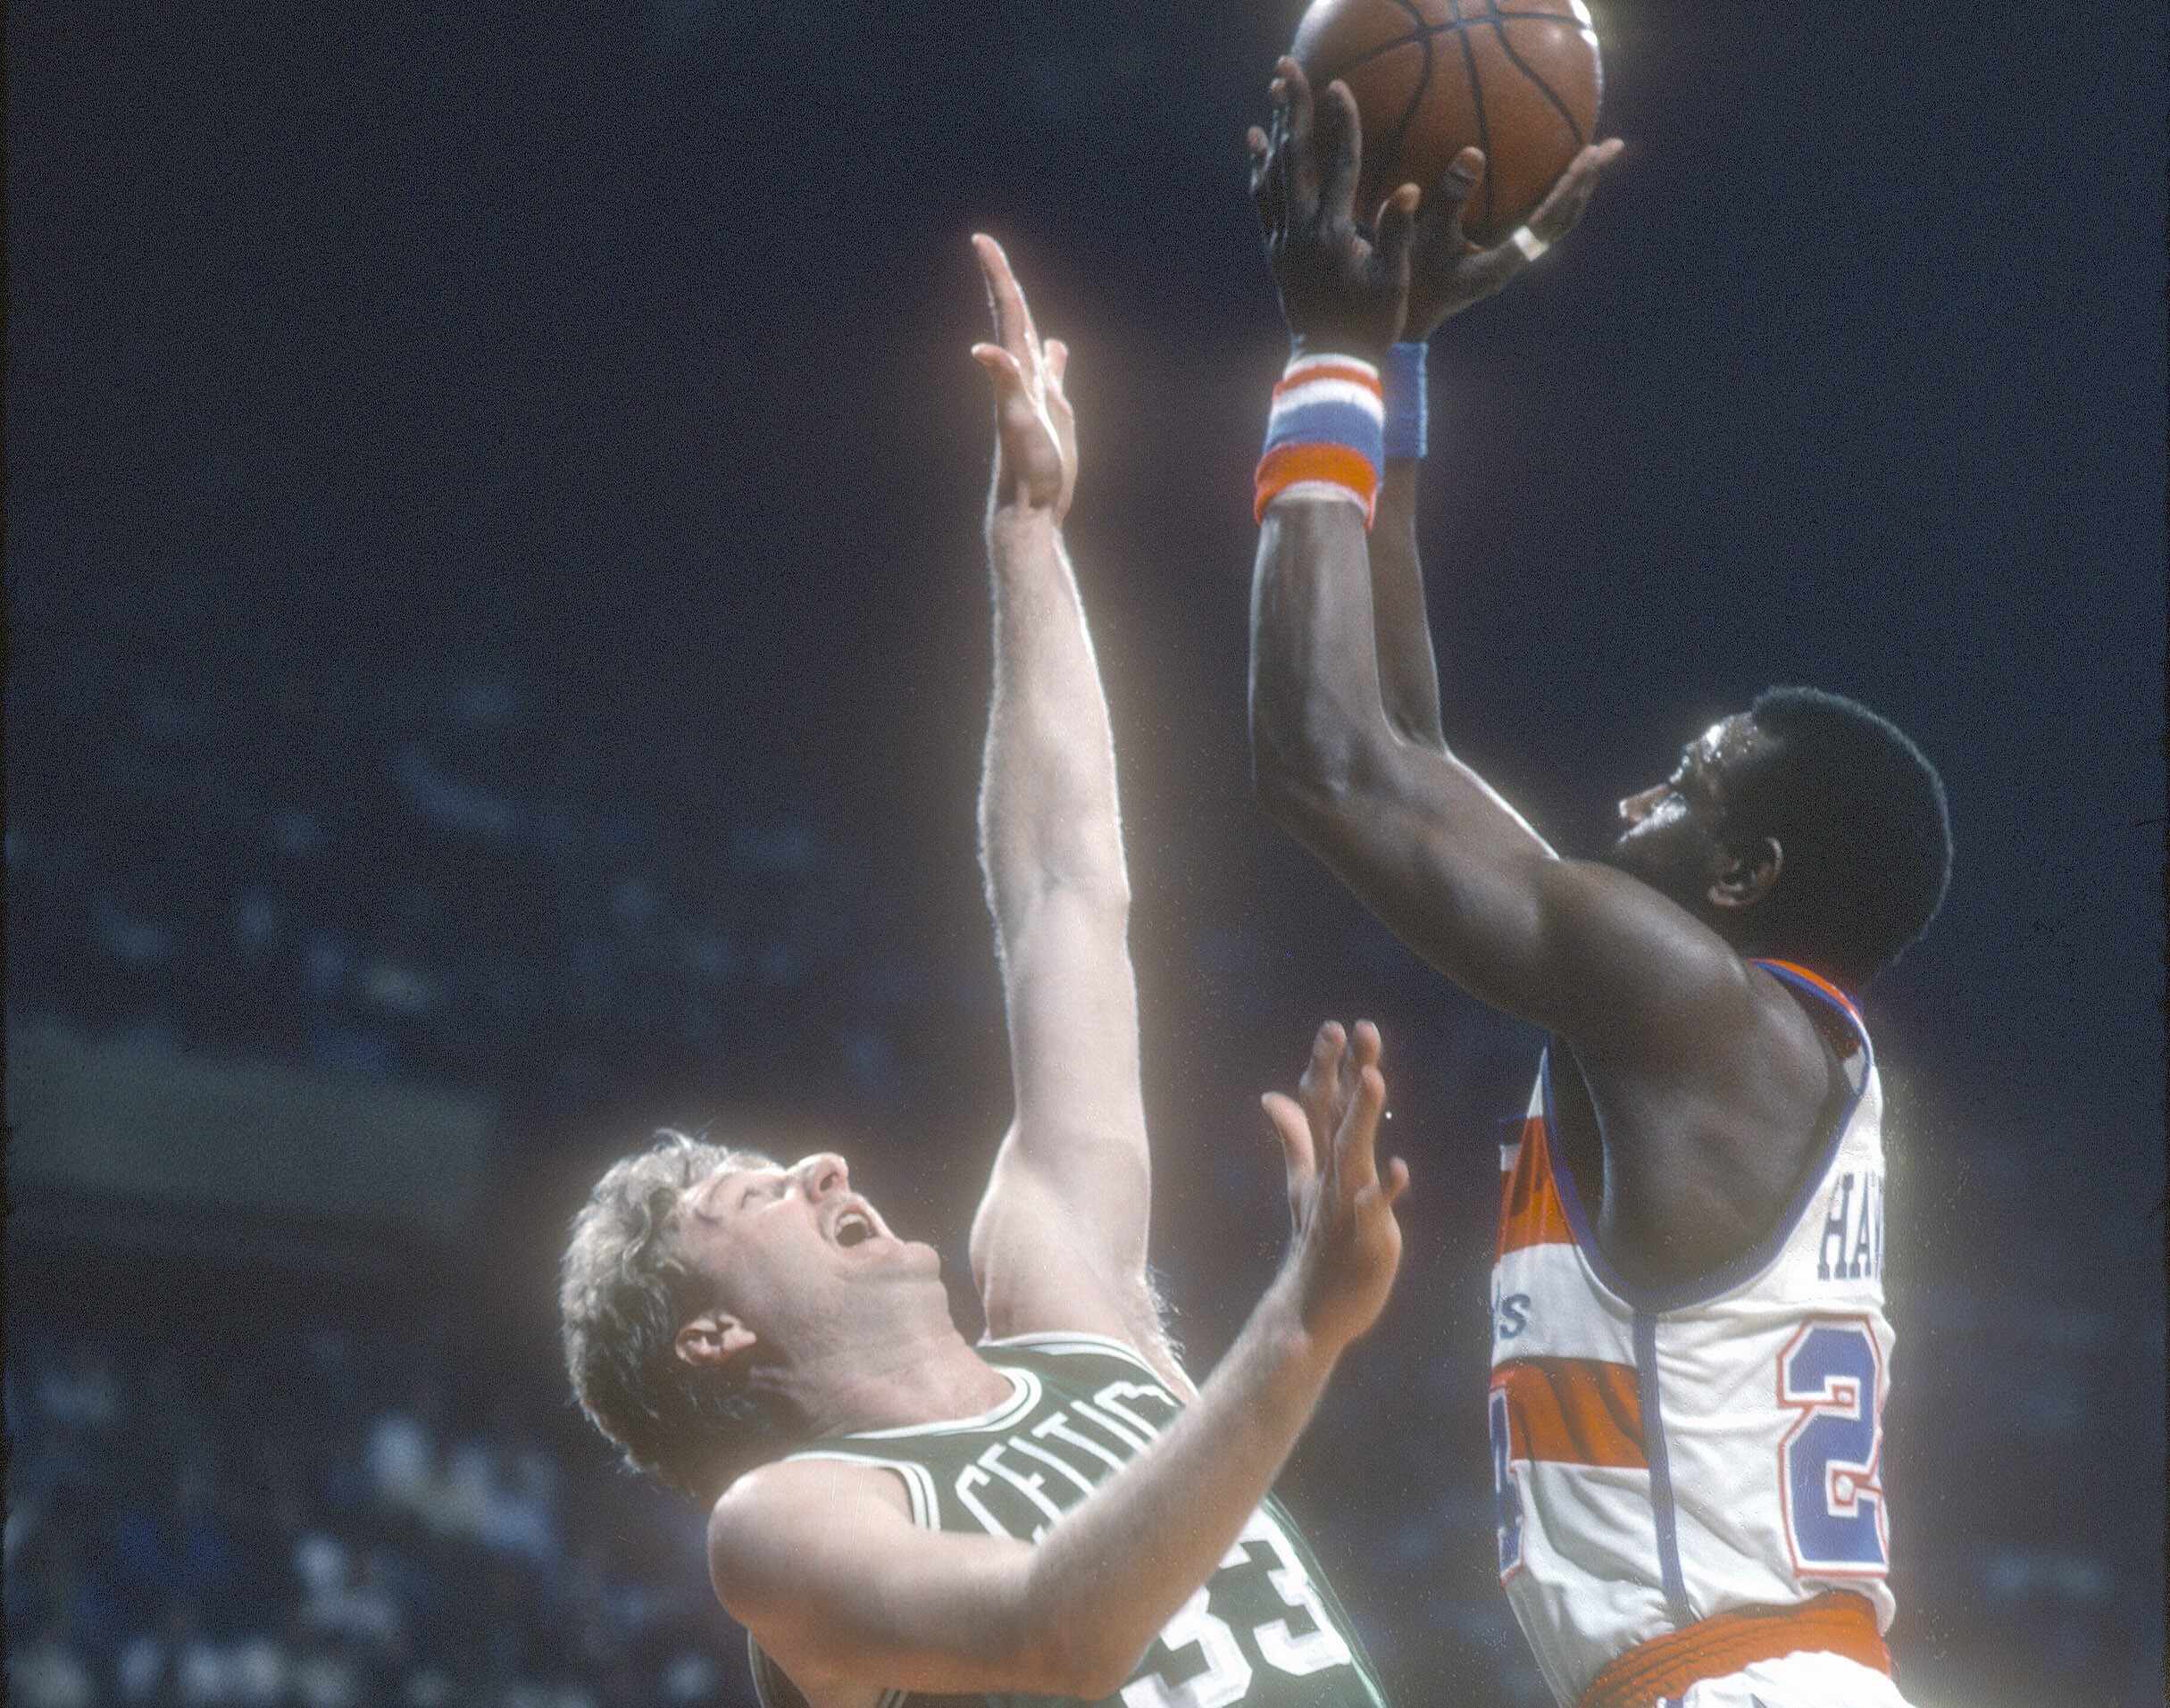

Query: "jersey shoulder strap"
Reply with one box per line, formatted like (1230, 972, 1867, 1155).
(749, 1634, 814, 1708)
(976, 1328, 1172, 1391)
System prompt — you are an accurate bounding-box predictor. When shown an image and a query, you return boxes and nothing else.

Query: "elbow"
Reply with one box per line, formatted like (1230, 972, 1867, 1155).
(979, 807, 1132, 924)
(1251, 711, 1367, 845)
(1065, 1650, 1148, 1701)
(1000, 1560, 1153, 1699)
(989, 862, 1132, 937)
(1013, 1622, 1145, 1701)
(1251, 737, 1319, 829)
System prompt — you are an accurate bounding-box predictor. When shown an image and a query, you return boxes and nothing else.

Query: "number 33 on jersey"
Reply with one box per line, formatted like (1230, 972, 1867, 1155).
(752, 1334, 1390, 1708)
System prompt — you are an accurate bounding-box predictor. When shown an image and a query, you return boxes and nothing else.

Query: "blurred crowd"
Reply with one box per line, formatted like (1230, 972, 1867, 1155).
(5, 1312, 732, 1708)
(6, 667, 938, 1119)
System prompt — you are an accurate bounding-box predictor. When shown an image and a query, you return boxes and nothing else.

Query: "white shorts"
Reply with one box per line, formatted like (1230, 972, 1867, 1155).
(1674, 1651, 1913, 1706)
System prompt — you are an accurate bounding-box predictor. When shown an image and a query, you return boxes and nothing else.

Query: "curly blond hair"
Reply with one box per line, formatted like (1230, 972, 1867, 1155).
(558, 1132, 795, 1503)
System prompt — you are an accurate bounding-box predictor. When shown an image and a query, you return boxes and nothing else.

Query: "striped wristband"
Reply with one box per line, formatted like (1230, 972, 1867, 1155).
(1254, 353, 1385, 527)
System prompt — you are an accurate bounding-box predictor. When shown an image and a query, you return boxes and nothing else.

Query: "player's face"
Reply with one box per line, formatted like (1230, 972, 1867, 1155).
(674, 1153, 938, 1338)
(1606, 713, 1767, 907)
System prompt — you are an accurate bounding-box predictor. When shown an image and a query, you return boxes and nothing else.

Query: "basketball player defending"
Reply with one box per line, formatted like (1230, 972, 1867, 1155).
(559, 237, 1405, 1708)
(1242, 62, 1949, 1708)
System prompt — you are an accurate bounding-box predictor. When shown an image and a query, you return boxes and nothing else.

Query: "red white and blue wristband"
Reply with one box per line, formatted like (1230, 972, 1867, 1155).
(1254, 353, 1386, 527)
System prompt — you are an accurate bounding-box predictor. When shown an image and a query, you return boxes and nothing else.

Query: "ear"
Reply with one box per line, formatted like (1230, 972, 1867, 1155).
(674, 1310, 757, 1370)
(1707, 836, 1782, 912)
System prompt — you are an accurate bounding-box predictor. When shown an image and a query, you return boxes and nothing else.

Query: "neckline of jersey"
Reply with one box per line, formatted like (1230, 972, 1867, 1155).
(843, 1364, 1040, 1440)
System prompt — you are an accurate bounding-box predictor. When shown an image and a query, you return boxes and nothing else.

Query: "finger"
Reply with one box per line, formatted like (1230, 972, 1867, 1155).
(1318, 80, 1363, 222)
(1262, 1092, 1317, 1184)
(1332, 1019, 1377, 1113)
(1298, 1020, 1348, 1115)
(1355, 1154, 1411, 1212)
(972, 234, 1024, 355)
(1297, 1020, 1348, 1137)
(1042, 337, 1068, 389)
(972, 233, 1038, 366)
(971, 232, 1014, 322)
(1525, 137, 1623, 245)
(1273, 109, 1294, 238)
(972, 346, 1051, 450)
(1249, 124, 1289, 243)
(1350, 1020, 1381, 1074)
(970, 342, 1026, 395)
(1336, 1018, 1363, 1099)
(1372, 182, 1423, 282)
(1334, 1062, 1388, 1191)
(1419, 146, 1484, 241)
(1277, 57, 1320, 211)
(1278, 56, 1313, 143)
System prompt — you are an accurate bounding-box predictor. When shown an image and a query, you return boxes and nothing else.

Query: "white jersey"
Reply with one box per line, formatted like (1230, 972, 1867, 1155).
(1488, 960, 1898, 1708)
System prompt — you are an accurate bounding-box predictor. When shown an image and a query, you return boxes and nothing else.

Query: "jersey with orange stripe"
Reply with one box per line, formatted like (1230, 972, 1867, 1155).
(1487, 961, 1898, 1707)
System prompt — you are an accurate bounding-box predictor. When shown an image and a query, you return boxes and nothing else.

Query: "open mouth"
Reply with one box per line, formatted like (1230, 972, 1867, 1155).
(835, 1209, 875, 1248)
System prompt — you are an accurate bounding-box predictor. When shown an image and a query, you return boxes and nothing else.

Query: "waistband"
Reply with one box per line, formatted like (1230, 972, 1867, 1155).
(1577, 1591, 1891, 1708)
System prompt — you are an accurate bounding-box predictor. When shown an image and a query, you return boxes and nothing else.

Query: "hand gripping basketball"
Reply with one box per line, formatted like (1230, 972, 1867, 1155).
(1263, 1021, 1411, 1353)
(1248, 59, 1423, 362)
(1402, 137, 1623, 340)
(970, 235, 1077, 521)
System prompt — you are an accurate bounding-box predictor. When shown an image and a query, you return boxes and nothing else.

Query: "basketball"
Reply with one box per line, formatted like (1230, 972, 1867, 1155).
(1290, 0, 1602, 246)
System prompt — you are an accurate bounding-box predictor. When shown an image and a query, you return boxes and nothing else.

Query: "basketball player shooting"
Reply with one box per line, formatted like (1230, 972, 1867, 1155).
(559, 237, 1405, 1708)
(1243, 59, 1950, 1708)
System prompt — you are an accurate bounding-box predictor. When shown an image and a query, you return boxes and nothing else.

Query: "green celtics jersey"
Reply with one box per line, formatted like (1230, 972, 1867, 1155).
(748, 1332, 1390, 1708)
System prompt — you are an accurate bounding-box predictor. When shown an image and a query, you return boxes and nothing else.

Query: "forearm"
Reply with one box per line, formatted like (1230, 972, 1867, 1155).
(1248, 497, 1405, 822)
(971, 500, 1153, 1323)
(1019, 1287, 1339, 1690)
(1250, 495, 1565, 1015)
(979, 506, 1129, 925)
(1367, 462, 1448, 749)
(728, 1296, 1340, 1700)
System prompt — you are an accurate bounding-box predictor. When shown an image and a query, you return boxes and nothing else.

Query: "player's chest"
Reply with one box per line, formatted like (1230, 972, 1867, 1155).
(922, 1380, 1180, 1541)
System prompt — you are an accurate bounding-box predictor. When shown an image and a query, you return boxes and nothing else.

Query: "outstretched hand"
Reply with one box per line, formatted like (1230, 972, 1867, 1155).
(1402, 137, 1623, 339)
(970, 235, 1077, 521)
(1263, 1021, 1410, 1353)
(1248, 57, 1421, 362)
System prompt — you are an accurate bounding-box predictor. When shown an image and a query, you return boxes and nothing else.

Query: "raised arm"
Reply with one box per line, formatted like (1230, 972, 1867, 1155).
(1246, 66, 1722, 1047)
(958, 237, 1173, 1381)
(713, 1025, 1407, 1703)
(1252, 494, 1596, 1030)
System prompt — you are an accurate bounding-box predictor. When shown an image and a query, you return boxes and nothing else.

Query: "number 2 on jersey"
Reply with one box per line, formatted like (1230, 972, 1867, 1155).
(1777, 1319, 1888, 1574)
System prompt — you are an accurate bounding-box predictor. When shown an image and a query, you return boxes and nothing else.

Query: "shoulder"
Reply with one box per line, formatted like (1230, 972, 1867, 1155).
(1540, 859, 1743, 994)
(1540, 861, 1822, 1078)
(706, 1455, 915, 1604)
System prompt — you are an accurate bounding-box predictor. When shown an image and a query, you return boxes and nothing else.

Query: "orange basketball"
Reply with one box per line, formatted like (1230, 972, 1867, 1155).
(1291, 0, 1602, 246)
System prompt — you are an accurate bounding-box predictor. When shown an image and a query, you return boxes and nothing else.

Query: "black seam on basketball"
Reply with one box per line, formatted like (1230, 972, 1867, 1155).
(1488, 10, 1587, 152)
(1449, 10, 1496, 233)
(1366, 0, 1436, 203)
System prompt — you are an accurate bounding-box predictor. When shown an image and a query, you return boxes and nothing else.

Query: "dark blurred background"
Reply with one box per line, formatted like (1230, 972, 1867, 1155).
(6, 3, 2163, 1705)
